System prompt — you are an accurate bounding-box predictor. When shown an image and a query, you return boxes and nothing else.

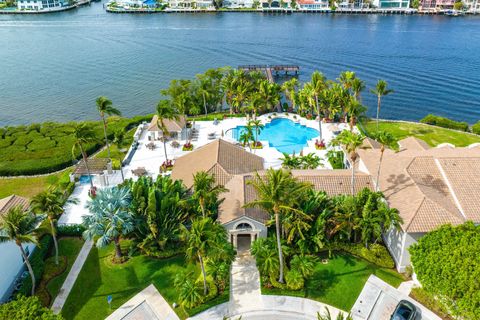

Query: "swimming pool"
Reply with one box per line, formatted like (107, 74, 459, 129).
(79, 175, 93, 185)
(232, 118, 319, 154)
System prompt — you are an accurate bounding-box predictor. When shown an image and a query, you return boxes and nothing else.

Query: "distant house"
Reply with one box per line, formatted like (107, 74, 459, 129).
(373, 0, 410, 8)
(418, 0, 454, 10)
(223, 0, 254, 8)
(0, 195, 33, 303)
(296, 0, 329, 10)
(17, 0, 68, 10)
(357, 137, 480, 272)
(147, 115, 188, 140)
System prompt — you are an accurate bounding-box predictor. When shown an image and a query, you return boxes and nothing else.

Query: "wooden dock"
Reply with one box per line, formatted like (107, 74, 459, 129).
(238, 64, 299, 82)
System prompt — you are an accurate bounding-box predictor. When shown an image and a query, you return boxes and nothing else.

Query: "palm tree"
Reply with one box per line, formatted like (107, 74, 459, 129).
(371, 131, 398, 191)
(195, 75, 211, 115)
(249, 119, 264, 149)
(351, 77, 366, 102)
(245, 169, 311, 283)
(156, 100, 179, 162)
(83, 187, 134, 260)
(96, 96, 121, 160)
(338, 71, 356, 91)
(281, 78, 299, 110)
(317, 307, 353, 320)
(309, 71, 327, 140)
(370, 80, 394, 131)
(345, 97, 366, 132)
(71, 123, 97, 189)
(332, 131, 365, 195)
(357, 196, 383, 248)
(257, 80, 281, 113)
(0, 206, 42, 296)
(30, 188, 74, 265)
(251, 238, 280, 277)
(192, 171, 227, 218)
(182, 218, 227, 295)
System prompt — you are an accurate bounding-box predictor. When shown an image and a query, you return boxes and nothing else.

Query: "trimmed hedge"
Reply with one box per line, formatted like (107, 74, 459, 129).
(57, 224, 86, 237)
(0, 295, 62, 320)
(420, 114, 469, 132)
(472, 121, 480, 135)
(0, 115, 151, 176)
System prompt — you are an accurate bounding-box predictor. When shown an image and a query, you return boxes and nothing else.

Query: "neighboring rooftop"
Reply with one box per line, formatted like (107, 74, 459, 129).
(171, 139, 264, 189)
(0, 195, 29, 215)
(148, 115, 186, 133)
(357, 139, 480, 233)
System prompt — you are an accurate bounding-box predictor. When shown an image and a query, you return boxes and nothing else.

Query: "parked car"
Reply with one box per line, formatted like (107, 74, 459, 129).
(391, 300, 417, 320)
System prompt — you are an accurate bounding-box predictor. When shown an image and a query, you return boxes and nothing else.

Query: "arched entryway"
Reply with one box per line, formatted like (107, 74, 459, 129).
(230, 221, 260, 253)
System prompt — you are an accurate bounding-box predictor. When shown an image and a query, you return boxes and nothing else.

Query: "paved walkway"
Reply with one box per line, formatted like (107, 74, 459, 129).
(397, 280, 416, 295)
(190, 252, 344, 320)
(51, 240, 93, 314)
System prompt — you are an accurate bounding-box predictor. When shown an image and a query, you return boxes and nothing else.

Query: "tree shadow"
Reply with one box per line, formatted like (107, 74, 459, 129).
(61, 247, 102, 320)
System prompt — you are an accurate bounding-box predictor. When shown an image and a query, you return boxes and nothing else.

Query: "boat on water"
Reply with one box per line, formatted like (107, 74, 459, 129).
(444, 9, 465, 16)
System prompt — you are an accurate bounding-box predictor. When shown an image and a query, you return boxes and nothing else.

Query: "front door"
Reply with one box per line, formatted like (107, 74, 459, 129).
(237, 234, 251, 252)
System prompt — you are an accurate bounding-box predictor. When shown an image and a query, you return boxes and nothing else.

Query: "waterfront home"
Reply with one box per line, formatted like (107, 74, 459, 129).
(296, 0, 329, 10)
(356, 137, 480, 272)
(419, 0, 455, 11)
(147, 115, 188, 140)
(259, 0, 292, 8)
(170, 139, 373, 251)
(167, 0, 215, 9)
(17, 0, 68, 10)
(223, 0, 254, 8)
(0, 195, 34, 303)
(373, 0, 410, 9)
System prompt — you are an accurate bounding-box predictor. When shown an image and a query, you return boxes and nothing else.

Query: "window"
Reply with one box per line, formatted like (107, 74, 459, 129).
(236, 222, 253, 230)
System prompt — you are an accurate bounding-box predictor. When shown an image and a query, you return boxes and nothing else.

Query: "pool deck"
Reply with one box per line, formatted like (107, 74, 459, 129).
(59, 113, 350, 226)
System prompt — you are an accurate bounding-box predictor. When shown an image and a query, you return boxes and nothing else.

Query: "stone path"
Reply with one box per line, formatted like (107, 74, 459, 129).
(190, 251, 344, 320)
(51, 240, 93, 314)
(228, 251, 263, 314)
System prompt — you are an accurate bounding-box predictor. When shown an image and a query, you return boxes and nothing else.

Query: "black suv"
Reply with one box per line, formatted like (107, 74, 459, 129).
(391, 300, 417, 320)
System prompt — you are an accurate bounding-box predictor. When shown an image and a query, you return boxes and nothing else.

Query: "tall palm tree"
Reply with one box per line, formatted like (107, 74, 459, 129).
(31, 188, 74, 265)
(156, 100, 179, 162)
(195, 75, 211, 115)
(83, 187, 134, 260)
(245, 169, 311, 283)
(182, 217, 227, 295)
(71, 123, 97, 189)
(281, 78, 299, 110)
(357, 197, 383, 248)
(249, 119, 264, 148)
(332, 131, 365, 195)
(0, 206, 42, 296)
(372, 131, 398, 191)
(96, 96, 121, 160)
(257, 80, 281, 113)
(351, 77, 366, 102)
(370, 80, 394, 131)
(309, 71, 327, 140)
(192, 171, 228, 218)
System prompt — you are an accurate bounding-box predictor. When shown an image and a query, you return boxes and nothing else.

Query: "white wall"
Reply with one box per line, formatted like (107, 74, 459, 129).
(384, 228, 425, 273)
(0, 241, 36, 303)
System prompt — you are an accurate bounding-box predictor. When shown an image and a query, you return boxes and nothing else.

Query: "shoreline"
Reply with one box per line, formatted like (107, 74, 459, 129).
(0, 0, 93, 15)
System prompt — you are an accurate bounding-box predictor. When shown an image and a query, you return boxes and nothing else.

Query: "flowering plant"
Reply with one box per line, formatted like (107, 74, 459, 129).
(315, 139, 326, 150)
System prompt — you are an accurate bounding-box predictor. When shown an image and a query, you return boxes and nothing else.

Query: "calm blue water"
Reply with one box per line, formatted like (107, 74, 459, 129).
(233, 118, 318, 154)
(79, 175, 92, 184)
(0, 5, 479, 126)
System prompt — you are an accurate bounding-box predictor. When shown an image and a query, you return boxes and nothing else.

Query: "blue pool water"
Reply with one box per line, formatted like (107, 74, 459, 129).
(79, 175, 92, 185)
(233, 118, 318, 154)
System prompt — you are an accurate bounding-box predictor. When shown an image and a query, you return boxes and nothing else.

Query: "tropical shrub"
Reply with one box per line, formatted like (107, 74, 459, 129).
(160, 159, 174, 172)
(409, 222, 480, 320)
(290, 255, 318, 278)
(174, 272, 203, 309)
(281, 153, 322, 170)
(0, 295, 62, 320)
(182, 142, 194, 151)
(285, 269, 304, 290)
(471, 120, 480, 135)
(420, 114, 469, 132)
(314, 139, 326, 150)
(326, 150, 344, 169)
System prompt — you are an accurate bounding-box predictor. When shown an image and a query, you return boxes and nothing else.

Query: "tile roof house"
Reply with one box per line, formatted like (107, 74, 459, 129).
(356, 137, 480, 271)
(147, 115, 187, 140)
(0, 195, 33, 303)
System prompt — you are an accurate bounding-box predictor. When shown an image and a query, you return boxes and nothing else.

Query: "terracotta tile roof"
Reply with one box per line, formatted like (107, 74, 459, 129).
(148, 115, 186, 133)
(0, 195, 29, 216)
(171, 139, 264, 189)
(398, 137, 430, 151)
(357, 144, 480, 233)
(218, 170, 373, 224)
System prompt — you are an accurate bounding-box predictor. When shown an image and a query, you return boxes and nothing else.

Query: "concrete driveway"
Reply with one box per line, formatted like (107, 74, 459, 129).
(351, 275, 441, 320)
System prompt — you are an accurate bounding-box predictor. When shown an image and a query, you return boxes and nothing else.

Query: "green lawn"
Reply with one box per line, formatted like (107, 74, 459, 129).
(263, 252, 404, 311)
(0, 170, 70, 199)
(61, 243, 228, 320)
(359, 120, 480, 147)
(46, 237, 84, 304)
